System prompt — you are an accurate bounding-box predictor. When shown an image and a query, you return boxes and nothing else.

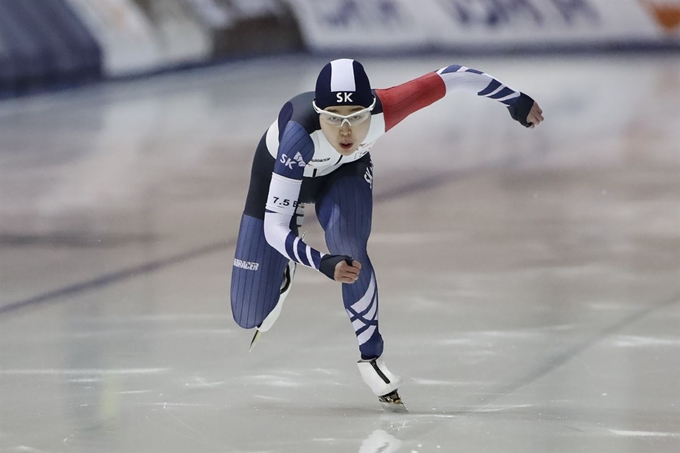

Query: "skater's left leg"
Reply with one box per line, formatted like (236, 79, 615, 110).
(315, 157, 402, 401)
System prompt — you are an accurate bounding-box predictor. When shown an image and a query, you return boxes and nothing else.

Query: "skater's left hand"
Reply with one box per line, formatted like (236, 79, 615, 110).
(508, 92, 544, 128)
(526, 102, 544, 129)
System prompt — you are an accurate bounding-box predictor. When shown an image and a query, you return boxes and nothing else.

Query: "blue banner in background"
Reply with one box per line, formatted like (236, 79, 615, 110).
(287, 0, 680, 53)
(0, 0, 101, 95)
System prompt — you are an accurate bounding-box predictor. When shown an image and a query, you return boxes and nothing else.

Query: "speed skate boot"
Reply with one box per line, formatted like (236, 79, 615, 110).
(249, 204, 305, 351)
(357, 357, 407, 412)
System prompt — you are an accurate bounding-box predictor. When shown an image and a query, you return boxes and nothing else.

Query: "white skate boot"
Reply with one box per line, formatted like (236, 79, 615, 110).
(357, 357, 407, 412)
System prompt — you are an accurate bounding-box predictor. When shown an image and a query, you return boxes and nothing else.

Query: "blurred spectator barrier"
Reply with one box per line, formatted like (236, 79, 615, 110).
(183, 0, 303, 58)
(0, 0, 302, 96)
(0, 0, 678, 96)
(65, 0, 302, 76)
(0, 0, 101, 94)
(287, 0, 680, 53)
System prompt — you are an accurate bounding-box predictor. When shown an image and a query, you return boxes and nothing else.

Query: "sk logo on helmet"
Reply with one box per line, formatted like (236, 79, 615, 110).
(336, 92, 353, 103)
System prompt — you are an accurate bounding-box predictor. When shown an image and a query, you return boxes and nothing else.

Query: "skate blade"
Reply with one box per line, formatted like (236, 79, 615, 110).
(248, 330, 262, 352)
(380, 401, 408, 413)
(379, 391, 408, 413)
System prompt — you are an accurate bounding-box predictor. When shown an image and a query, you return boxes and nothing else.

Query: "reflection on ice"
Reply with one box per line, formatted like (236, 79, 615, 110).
(359, 429, 402, 453)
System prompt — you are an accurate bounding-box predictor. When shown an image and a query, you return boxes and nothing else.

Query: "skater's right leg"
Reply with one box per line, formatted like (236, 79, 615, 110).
(231, 134, 298, 331)
(231, 213, 289, 329)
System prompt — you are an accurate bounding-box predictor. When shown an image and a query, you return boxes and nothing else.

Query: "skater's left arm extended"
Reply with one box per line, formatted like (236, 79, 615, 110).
(375, 64, 544, 131)
(263, 121, 360, 283)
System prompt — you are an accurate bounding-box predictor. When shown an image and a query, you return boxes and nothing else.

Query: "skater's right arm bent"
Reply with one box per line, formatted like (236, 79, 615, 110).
(263, 119, 361, 283)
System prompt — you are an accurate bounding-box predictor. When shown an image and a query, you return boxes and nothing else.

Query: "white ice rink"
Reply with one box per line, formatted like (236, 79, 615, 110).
(0, 54, 679, 453)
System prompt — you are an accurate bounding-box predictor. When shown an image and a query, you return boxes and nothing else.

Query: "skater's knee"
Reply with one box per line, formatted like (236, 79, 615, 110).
(233, 317, 256, 330)
(231, 307, 257, 329)
(230, 295, 260, 330)
(231, 283, 284, 330)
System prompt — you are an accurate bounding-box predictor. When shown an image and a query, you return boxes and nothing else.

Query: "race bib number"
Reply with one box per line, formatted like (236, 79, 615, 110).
(266, 173, 301, 216)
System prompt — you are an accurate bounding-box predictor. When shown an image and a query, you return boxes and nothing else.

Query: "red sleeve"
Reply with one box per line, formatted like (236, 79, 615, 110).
(375, 72, 446, 132)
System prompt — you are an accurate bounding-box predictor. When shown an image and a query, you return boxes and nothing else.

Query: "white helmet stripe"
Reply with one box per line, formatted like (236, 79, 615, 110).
(330, 59, 356, 92)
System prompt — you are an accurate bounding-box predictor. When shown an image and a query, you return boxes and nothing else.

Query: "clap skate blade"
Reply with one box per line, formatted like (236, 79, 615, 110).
(379, 390, 408, 413)
(248, 330, 262, 352)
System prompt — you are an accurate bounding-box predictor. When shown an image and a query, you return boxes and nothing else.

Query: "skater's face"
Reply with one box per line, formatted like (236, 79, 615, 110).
(317, 104, 372, 156)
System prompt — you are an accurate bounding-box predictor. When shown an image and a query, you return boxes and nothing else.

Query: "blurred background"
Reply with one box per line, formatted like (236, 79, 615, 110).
(0, 1, 679, 453)
(0, 0, 678, 95)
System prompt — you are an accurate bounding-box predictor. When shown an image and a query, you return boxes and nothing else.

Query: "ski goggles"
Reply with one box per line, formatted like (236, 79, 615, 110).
(312, 97, 376, 127)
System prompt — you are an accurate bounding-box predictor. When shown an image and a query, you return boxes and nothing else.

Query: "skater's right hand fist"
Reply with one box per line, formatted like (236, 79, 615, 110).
(334, 259, 361, 284)
(319, 255, 361, 283)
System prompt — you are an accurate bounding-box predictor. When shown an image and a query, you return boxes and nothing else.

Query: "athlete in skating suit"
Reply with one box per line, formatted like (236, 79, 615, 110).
(231, 59, 543, 407)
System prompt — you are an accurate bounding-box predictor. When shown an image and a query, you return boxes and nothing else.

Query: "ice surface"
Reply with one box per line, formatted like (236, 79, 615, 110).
(0, 54, 679, 453)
